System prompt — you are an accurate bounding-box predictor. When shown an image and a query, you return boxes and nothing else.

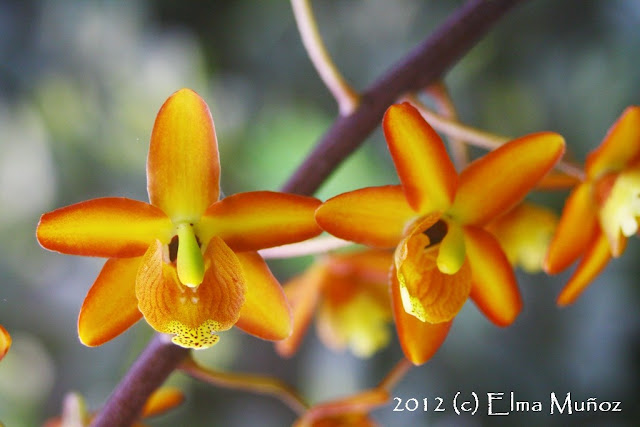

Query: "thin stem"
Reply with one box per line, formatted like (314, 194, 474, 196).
(259, 235, 352, 259)
(180, 357, 309, 415)
(90, 334, 189, 427)
(283, 0, 527, 196)
(378, 357, 413, 392)
(426, 82, 469, 169)
(291, 0, 359, 115)
(407, 95, 587, 181)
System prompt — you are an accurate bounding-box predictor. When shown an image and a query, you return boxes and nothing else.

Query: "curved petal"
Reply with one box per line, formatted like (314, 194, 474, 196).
(463, 226, 522, 326)
(147, 89, 220, 223)
(450, 132, 565, 226)
(394, 232, 471, 324)
(315, 186, 417, 248)
(275, 265, 325, 357)
(37, 198, 173, 258)
(0, 324, 10, 362)
(586, 106, 640, 178)
(544, 183, 598, 274)
(141, 387, 185, 418)
(136, 238, 245, 349)
(78, 257, 143, 346)
(234, 252, 291, 341)
(390, 266, 452, 365)
(198, 191, 321, 252)
(383, 103, 458, 212)
(557, 230, 613, 306)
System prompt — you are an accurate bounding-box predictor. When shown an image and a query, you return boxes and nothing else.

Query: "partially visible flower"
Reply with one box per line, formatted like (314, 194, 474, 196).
(294, 389, 387, 427)
(0, 325, 10, 362)
(276, 250, 393, 358)
(316, 102, 565, 364)
(545, 106, 640, 305)
(44, 387, 184, 427)
(487, 203, 558, 273)
(37, 89, 322, 348)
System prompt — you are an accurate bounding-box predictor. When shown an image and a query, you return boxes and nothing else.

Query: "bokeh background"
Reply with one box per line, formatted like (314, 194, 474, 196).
(1, 0, 639, 426)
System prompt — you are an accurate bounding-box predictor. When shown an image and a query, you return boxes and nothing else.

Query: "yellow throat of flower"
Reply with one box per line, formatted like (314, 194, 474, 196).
(599, 167, 640, 252)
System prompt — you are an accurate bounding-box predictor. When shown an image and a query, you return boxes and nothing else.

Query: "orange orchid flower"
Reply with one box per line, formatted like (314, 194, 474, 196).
(316, 102, 565, 364)
(37, 89, 322, 348)
(0, 325, 10, 362)
(44, 387, 184, 427)
(487, 202, 558, 273)
(276, 250, 393, 358)
(545, 106, 640, 305)
(293, 389, 387, 427)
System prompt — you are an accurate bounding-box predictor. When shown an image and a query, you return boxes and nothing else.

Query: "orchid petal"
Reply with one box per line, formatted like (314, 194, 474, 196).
(450, 132, 565, 226)
(383, 103, 458, 212)
(78, 257, 143, 346)
(315, 186, 417, 248)
(276, 265, 325, 357)
(394, 232, 471, 324)
(544, 183, 598, 274)
(234, 252, 292, 341)
(37, 198, 172, 258)
(136, 238, 245, 349)
(198, 191, 322, 252)
(585, 106, 640, 178)
(390, 266, 452, 365)
(463, 226, 522, 326)
(557, 231, 613, 306)
(0, 325, 10, 362)
(298, 389, 389, 426)
(141, 387, 185, 418)
(147, 89, 220, 223)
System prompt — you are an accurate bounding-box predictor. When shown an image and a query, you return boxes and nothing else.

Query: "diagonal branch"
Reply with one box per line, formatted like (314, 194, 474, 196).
(282, 0, 527, 196)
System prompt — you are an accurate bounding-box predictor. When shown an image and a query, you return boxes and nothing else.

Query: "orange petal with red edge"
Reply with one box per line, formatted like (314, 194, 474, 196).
(390, 266, 452, 365)
(0, 324, 11, 362)
(394, 232, 471, 324)
(276, 265, 325, 357)
(463, 226, 522, 326)
(383, 103, 457, 212)
(234, 251, 291, 341)
(136, 238, 245, 349)
(141, 387, 185, 418)
(37, 198, 172, 258)
(78, 257, 143, 346)
(147, 89, 220, 223)
(315, 186, 417, 248)
(586, 106, 640, 178)
(544, 183, 598, 274)
(557, 230, 613, 306)
(198, 191, 321, 252)
(450, 132, 565, 226)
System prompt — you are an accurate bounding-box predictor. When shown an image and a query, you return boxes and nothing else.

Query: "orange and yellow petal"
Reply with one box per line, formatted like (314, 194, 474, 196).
(136, 238, 245, 349)
(315, 186, 417, 248)
(234, 251, 291, 341)
(463, 226, 522, 326)
(557, 230, 613, 306)
(37, 198, 173, 258)
(198, 191, 322, 252)
(544, 183, 598, 274)
(383, 103, 458, 213)
(78, 257, 143, 346)
(585, 106, 640, 178)
(390, 267, 452, 365)
(141, 387, 185, 418)
(0, 324, 10, 362)
(276, 265, 325, 357)
(147, 88, 220, 223)
(450, 132, 565, 226)
(487, 203, 558, 273)
(394, 232, 471, 324)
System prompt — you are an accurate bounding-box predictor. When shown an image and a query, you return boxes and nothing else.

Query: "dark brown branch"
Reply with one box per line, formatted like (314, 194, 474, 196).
(282, 0, 527, 196)
(90, 335, 189, 427)
(90, 2, 524, 425)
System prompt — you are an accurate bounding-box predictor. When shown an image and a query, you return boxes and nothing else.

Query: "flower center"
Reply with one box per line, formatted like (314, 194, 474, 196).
(599, 167, 640, 238)
(175, 223, 205, 288)
(423, 220, 448, 248)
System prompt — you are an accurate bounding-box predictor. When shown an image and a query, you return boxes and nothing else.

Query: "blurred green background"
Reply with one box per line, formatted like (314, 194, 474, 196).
(1, 0, 639, 426)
